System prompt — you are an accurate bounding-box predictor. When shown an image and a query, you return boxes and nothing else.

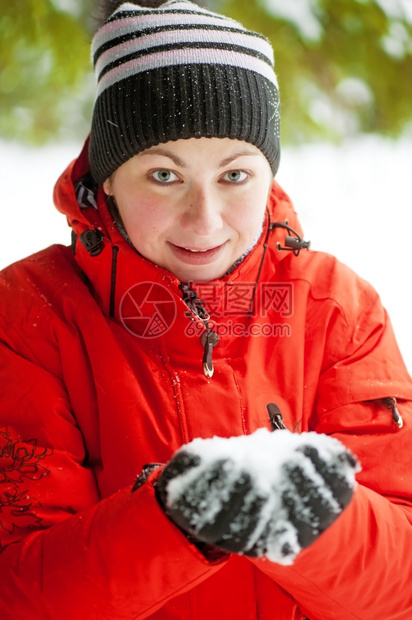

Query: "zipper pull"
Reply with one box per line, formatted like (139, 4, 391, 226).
(267, 402, 287, 431)
(383, 397, 404, 429)
(201, 329, 219, 378)
(179, 284, 219, 376)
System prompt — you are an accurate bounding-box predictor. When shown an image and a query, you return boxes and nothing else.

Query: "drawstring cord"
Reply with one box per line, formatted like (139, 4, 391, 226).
(383, 397, 404, 429)
(109, 245, 119, 318)
(248, 217, 310, 314)
(248, 242, 269, 315)
(247, 213, 274, 315)
(270, 221, 311, 256)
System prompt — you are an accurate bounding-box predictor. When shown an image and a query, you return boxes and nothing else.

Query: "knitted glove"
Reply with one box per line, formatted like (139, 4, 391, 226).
(156, 428, 359, 565)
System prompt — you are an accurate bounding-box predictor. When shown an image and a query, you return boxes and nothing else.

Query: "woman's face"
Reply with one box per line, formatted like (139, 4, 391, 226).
(103, 137, 273, 283)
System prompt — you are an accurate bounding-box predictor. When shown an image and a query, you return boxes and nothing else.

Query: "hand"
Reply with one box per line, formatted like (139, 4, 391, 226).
(156, 428, 359, 565)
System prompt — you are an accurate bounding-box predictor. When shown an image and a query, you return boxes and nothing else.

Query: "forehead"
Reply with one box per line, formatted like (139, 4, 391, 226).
(137, 137, 266, 165)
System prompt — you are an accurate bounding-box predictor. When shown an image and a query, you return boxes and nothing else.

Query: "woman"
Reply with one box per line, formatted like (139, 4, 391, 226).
(0, 1, 411, 618)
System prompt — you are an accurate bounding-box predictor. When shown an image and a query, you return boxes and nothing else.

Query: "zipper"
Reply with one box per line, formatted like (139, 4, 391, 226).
(383, 397, 404, 428)
(201, 328, 220, 378)
(267, 402, 287, 431)
(179, 283, 220, 378)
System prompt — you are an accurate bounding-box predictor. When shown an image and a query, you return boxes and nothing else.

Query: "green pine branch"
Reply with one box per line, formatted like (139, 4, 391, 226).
(1, 0, 411, 144)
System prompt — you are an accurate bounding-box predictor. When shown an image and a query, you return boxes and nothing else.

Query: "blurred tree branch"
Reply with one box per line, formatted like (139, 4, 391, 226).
(214, 0, 412, 143)
(0, 0, 94, 142)
(1, 0, 411, 144)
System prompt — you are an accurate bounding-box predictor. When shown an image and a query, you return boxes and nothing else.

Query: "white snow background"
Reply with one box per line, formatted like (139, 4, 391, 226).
(0, 136, 411, 373)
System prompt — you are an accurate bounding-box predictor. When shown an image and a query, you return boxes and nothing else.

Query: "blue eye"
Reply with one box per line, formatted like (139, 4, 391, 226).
(223, 170, 248, 183)
(152, 169, 178, 183)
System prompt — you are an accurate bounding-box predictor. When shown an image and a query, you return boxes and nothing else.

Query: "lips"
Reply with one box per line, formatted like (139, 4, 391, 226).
(168, 242, 227, 265)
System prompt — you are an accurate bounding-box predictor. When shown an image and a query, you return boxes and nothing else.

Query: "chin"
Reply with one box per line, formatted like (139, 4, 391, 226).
(174, 265, 227, 284)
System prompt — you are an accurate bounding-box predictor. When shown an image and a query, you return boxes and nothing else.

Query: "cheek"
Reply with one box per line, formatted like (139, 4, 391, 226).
(229, 190, 268, 236)
(119, 197, 174, 244)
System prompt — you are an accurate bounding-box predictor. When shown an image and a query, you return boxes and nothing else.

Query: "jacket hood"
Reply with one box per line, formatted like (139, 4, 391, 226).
(53, 137, 308, 318)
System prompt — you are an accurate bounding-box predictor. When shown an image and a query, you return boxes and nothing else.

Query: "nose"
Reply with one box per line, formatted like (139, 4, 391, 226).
(180, 186, 223, 236)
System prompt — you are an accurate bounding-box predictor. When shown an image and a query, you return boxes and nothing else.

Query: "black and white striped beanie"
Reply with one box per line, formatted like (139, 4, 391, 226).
(89, 0, 280, 185)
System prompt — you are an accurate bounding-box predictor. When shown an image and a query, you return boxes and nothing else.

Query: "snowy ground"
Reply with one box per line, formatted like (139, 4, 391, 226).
(1, 136, 411, 372)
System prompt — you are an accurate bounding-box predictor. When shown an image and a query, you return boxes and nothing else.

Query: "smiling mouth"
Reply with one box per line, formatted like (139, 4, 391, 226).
(183, 247, 213, 253)
(168, 242, 227, 265)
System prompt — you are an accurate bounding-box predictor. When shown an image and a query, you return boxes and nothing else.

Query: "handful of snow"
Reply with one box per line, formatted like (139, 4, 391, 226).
(158, 428, 359, 565)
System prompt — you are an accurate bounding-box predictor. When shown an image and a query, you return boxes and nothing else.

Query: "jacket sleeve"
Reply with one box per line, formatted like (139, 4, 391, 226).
(251, 268, 412, 619)
(0, 342, 225, 620)
(252, 480, 412, 620)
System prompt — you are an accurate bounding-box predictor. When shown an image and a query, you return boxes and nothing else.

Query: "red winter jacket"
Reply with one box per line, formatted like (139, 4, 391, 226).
(1, 140, 412, 619)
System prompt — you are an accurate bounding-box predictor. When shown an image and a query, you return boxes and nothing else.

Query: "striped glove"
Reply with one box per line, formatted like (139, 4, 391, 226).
(156, 428, 359, 565)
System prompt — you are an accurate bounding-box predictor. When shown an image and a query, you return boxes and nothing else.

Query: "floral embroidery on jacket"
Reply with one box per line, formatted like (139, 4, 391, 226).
(0, 428, 52, 546)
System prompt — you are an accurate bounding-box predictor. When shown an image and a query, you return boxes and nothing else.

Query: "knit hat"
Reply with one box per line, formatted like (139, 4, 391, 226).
(89, 0, 280, 185)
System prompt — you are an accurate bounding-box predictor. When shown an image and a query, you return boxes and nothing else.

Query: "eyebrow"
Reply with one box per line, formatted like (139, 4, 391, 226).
(139, 147, 260, 169)
(218, 150, 260, 167)
(139, 148, 187, 168)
